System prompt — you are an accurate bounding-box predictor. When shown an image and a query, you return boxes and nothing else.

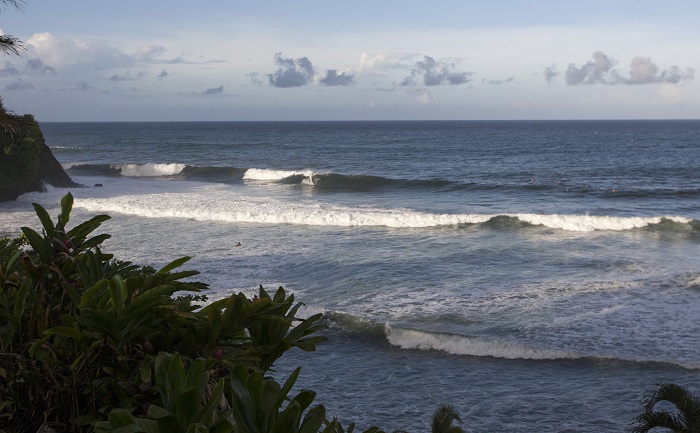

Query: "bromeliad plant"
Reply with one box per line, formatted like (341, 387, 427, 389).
(0, 192, 380, 433)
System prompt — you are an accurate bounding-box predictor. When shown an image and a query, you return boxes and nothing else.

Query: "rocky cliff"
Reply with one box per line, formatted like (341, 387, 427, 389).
(0, 114, 79, 201)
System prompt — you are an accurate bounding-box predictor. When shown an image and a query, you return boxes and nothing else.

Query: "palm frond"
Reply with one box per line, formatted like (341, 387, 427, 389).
(431, 404, 465, 433)
(0, 0, 26, 12)
(631, 410, 687, 433)
(630, 382, 700, 433)
(0, 35, 26, 56)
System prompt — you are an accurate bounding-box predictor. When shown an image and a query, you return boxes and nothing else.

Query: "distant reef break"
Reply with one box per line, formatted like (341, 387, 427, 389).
(0, 114, 79, 202)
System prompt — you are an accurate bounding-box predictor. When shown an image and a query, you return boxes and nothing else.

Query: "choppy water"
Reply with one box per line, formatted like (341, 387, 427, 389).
(1, 120, 699, 432)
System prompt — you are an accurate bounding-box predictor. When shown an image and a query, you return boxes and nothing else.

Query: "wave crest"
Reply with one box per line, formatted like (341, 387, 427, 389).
(65, 163, 186, 177)
(385, 324, 578, 360)
(243, 168, 317, 183)
(74, 192, 696, 232)
(115, 163, 186, 177)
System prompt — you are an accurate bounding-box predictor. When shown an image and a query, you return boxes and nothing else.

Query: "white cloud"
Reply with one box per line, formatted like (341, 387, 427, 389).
(27, 32, 131, 71)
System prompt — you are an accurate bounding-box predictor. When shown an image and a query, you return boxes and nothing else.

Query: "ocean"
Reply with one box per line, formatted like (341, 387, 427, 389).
(1, 120, 699, 432)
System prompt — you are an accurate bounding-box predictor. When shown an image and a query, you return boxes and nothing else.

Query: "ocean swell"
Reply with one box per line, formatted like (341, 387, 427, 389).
(383, 324, 700, 370)
(65, 163, 186, 177)
(73, 191, 694, 232)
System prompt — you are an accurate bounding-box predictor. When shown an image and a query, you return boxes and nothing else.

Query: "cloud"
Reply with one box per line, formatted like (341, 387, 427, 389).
(25, 32, 219, 74)
(132, 45, 167, 63)
(267, 52, 314, 88)
(0, 58, 55, 77)
(484, 77, 515, 85)
(400, 55, 471, 86)
(565, 51, 694, 85)
(4, 79, 34, 91)
(320, 70, 355, 86)
(358, 52, 418, 73)
(202, 85, 223, 94)
(71, 81, 92, 91)
(0, 61, 19, 77)
(543, 64, 558, 83)
(565, 51, 617, 85)
(247, 72, 263, 86)
(28, 32, 132, 70)
(627, 57, 694, 84)
(26, 58, 56, 75)
(109, 71, 147, 81)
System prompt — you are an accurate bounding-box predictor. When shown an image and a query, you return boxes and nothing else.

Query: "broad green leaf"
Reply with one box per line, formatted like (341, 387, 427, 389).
(299, 405, 326, 433)
(174, 386, 200, 420)
(32, 202, 55, 237)
(74, 233, 112, 253)
(45, 325, 82, 340)
(79, 279, 108, 309)
(147, 404, 171, 419)
(165, 354, 187, 405)
(108, 275, 128, 314)
(67, 214, 111, 240)
(157, 256, 191, 275)
(186, 358, 206, 390)
(139, 361, 151, 383)
(275, 367, 301, 411)
(1, 249, 21, 273)
(292, 390, 317, 413)
(58, 192, 74, 230)
(21, 227, 52, 263)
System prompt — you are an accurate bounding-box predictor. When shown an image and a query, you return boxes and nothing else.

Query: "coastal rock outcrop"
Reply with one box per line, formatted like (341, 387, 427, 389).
(0, 114, 79, 201)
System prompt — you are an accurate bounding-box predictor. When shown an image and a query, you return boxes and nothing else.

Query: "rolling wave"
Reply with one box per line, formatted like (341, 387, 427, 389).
(73, 192, 696, 233)
(383, 325, 700, 370)
(63, 162, 700, 198)
(65, 163, 186, 177)
(319, 312, 699, 370)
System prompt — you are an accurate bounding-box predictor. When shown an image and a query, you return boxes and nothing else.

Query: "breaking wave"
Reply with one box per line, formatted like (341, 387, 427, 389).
(65, 163, 186, 177)
(73, 191, 696, 233)
(63, 162, 700, 198)
(382, 325, 700, 370)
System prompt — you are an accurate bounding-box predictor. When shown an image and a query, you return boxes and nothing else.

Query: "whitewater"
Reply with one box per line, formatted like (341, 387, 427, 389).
(1, 120, 699, 432)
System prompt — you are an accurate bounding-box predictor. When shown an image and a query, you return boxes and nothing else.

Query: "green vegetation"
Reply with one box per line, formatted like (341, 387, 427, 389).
(630, 382, 700, 433)
(0, 193, 375, 432)
(0, 101, 78, 201)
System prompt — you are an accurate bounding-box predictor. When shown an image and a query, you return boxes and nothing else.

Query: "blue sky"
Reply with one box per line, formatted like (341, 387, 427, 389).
(1, 0, 699, 121)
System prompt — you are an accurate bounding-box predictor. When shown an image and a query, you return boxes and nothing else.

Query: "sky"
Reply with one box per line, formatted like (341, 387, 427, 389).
(0, 0, 699, 121)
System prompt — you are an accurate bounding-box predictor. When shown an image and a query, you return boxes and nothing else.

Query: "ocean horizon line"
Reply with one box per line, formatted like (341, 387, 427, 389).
(38, 118, 700, 124)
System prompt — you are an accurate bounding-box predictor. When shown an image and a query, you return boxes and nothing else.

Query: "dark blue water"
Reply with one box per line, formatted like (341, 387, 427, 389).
(2, 120, 699, 432)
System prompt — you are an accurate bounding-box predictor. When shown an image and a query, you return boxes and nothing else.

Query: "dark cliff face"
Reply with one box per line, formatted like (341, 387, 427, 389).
(0, 114, 79, 201)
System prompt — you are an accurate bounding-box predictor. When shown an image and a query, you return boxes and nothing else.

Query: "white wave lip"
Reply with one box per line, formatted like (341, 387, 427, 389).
(517, 213, 691, 232)
(73, 190, 692, 231)
(112, 163, 186, 177)
(74, 192, 491, 228)
(243, 168, 317, 182)
(385, 324, 579, 360)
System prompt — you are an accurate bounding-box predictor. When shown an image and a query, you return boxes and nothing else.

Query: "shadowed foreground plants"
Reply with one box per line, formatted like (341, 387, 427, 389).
(630, 382, 700, 433)
(0, 192, 382, 433)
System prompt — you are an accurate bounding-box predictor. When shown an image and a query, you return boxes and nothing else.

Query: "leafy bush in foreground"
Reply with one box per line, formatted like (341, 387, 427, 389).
(0, 192, 377, 433)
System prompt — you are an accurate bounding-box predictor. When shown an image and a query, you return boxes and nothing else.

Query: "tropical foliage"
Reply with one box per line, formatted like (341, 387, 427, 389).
(0, 192, 380, 433)
(630, 382, 700, 433)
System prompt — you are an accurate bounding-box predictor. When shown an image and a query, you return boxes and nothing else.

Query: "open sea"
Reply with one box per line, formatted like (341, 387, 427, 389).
(1, 120, 699, 432)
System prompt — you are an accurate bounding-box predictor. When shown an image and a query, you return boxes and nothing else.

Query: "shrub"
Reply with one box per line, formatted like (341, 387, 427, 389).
(0, 193, 378, 433)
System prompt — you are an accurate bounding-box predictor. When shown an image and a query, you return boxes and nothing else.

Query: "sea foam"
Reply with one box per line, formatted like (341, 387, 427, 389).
(385, 324, 579, 360)
(243, 168, 317, 182)
(112, 163, 186, 177)
(73, 188, 692, 232)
